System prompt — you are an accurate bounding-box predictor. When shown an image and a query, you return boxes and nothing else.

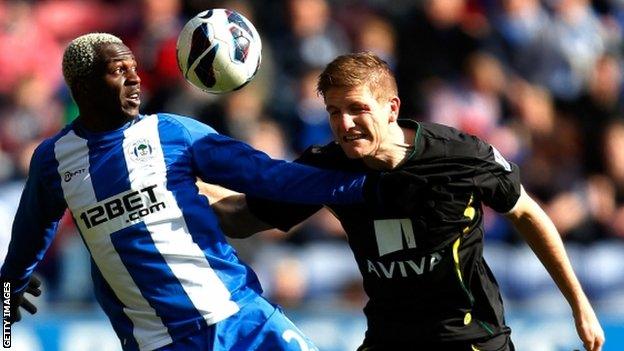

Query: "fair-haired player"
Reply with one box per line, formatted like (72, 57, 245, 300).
(210, 52, 605, 351)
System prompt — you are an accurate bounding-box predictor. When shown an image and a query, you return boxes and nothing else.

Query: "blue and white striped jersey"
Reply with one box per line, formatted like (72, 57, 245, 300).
(2, 113, 367, 351)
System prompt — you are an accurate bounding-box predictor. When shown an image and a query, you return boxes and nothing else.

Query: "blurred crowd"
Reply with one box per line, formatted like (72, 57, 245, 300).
(2, 0, 624, 316)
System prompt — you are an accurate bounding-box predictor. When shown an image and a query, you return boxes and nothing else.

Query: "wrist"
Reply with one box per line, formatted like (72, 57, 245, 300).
(570, 295, 592, 315)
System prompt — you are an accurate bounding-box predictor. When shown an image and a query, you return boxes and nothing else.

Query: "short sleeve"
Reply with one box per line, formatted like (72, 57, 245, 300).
(472, 143, 522, 213)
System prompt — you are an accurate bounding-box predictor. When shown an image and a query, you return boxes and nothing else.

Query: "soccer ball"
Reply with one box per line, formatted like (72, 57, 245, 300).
(176, 9, 262, 94)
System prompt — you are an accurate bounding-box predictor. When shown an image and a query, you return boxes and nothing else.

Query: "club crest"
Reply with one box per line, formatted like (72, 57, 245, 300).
(128, 138, 154, 163)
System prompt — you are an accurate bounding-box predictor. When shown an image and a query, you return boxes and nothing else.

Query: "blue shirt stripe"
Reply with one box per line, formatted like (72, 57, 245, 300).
(91, 260, 140, 351)
(110, 224, 207, 340)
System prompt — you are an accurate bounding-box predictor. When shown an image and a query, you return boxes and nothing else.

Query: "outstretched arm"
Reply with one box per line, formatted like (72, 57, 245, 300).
(190, 131, 367, 205)
(505, 187, 605, 351)
(180, 117, 427, 208)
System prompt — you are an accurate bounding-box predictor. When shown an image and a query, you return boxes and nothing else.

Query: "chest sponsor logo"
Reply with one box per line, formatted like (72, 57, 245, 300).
(127, 138, 154, 163)
(366, 252, 442, 279)
(373, 219, 416, 257)
(369, 218, 442, 278)
(78, 184, 166, 229)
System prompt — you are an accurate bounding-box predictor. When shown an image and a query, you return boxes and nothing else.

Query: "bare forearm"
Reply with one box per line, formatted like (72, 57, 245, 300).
(506, 188, 604, 350)
(197, 180, 240, 204)
(508, 201, 587, 310)
(197, 181, 273, 238)
(212, 194, 273, 238)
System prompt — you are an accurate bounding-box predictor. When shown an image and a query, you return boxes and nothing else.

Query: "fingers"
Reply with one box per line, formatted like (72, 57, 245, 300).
(28, 275, 41, 289)
(25, 286, 41, 297)
(25, 276, 42, 296)
(581, 329, 593, 351)
(585, 339, 600, 351)
(0, 276, 42, 323)
(20, 297, 37, 315)
(590, 333, 604, 351)
(584, 339, 594, 351)
(581, 327, 604, 351)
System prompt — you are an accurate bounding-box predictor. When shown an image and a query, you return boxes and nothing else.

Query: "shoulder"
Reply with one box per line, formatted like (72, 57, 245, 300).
(305, 142, 345, 158)
(31, 140, 55, 169)
(419, 122, 478, 143)
(298, 142, 351, 168)
(155, 113, 217, 133)
(418, 122, 490, 158)
(27, 127, 74, 180)
(154, 113, 219, 140)
(33, 126, 75, 164)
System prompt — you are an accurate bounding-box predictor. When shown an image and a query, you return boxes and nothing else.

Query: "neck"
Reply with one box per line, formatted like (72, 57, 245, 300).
(77, 110, 134, 133)
(362, 123, 415, 170)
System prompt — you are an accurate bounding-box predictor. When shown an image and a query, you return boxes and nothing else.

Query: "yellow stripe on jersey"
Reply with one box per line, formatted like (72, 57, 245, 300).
(453, 237, 474, 305)
(453, 237, 464, 284)
(463, 194, 475, 234)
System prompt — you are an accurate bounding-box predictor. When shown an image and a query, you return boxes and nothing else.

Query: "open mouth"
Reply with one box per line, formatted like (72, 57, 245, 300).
(343, 134, 366, 142)
(126, 92, 141, 106)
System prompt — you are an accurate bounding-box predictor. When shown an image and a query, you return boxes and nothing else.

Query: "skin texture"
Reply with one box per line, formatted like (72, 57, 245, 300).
(505, 188, 605, 351)
(324, 85, 413, 170)
(73, 43, 141, 132)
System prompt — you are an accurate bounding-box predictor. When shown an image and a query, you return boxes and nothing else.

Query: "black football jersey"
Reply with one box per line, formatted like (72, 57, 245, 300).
(246, 120, 522, 343)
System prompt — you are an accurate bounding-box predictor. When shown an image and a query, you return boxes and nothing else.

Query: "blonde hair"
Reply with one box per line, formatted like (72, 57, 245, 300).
(62, 33, 123, 87)
(317, 52, 397, 101)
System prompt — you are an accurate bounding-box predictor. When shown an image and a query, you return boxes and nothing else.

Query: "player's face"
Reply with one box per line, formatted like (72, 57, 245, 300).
(325, 84, 397, 159)
(90, 43, 141, 120)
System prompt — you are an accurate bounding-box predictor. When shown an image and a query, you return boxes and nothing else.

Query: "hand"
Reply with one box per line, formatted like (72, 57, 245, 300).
(5, 275, 41, 323)
(573, 301, 605, 351)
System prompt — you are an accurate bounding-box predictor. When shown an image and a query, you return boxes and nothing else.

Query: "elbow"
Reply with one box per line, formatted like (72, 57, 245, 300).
(221, 224, 253, 239)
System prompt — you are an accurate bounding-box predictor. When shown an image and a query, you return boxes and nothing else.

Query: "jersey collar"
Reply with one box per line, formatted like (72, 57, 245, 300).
(397, 118, 423, 161)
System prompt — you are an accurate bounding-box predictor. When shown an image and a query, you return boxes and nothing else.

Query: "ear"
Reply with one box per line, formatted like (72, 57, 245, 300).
(71, 79, 95, 106)
(72, 81, 87, 100)
(388, 96, 400, 122)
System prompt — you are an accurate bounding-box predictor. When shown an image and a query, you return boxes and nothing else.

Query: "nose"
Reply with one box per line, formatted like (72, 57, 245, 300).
(126, 69, 141, 85)
(339, 114, 356, 131)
